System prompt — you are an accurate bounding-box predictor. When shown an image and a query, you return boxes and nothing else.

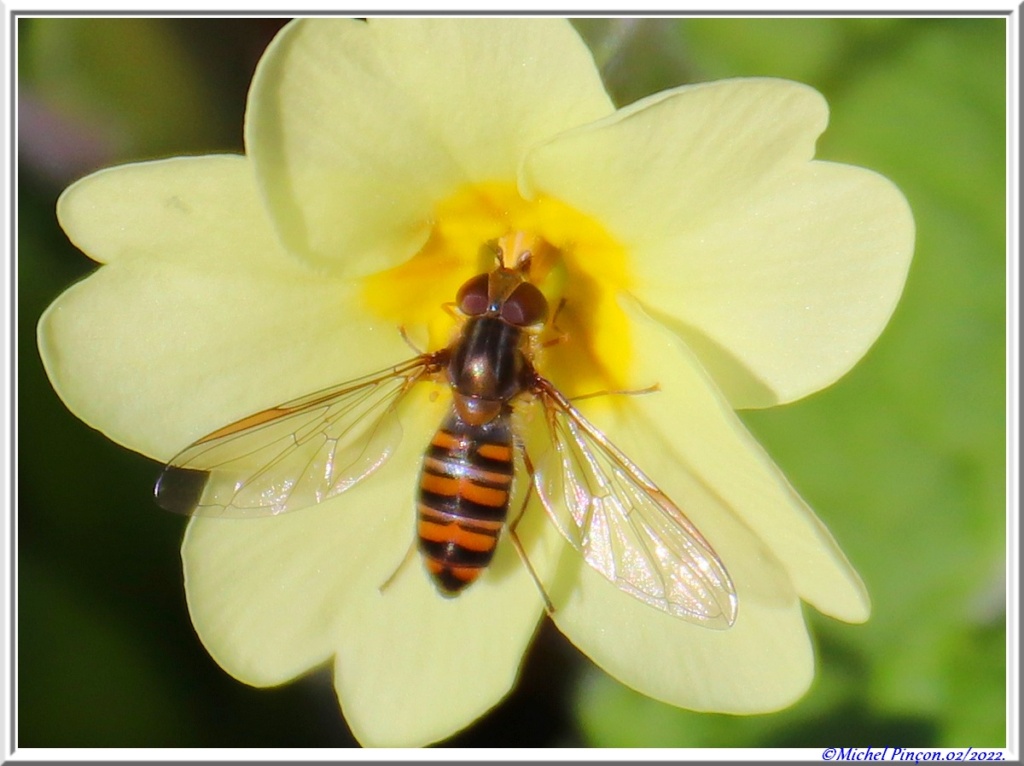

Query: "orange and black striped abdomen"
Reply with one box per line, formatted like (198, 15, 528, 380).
(417, 409, 515, 594)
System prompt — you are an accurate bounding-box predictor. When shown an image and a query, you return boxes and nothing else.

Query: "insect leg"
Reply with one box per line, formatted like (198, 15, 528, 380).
(540, 297, 569, 349)
(398, 326, 425, 355)
(569, 383, 661, 402)
(508, 441, 555, 615)
(439, 301, 462, 322)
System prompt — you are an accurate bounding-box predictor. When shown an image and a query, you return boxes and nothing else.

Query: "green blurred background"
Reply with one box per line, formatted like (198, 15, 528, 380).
(17, 18, 1007, 748)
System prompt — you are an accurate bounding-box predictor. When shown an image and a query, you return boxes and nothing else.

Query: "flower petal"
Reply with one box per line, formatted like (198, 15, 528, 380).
(246, 18, 614, 275)
(179, 407, 434, 687)
(55, 154, 264, 266)
(543, 295, 869, 624)
(634, 160, 914, 409)
(183, 388, 563, 747)
(38, 156, 411, 459)
(549, 483, 814, 713)
(522, 78, 914, 407)
(334, 467, 564, 747)
(522, 79, 828, 249)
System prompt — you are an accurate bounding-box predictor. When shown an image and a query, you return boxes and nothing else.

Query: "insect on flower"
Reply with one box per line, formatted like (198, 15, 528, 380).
(155, 232, 738, 628)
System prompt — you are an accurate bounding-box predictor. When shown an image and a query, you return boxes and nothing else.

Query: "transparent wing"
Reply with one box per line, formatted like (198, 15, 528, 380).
(155, 354, 442, 518)
(532, 378, 738, 628)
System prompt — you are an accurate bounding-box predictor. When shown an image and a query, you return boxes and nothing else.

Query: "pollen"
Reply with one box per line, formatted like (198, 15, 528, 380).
(361, 182, 633, 393)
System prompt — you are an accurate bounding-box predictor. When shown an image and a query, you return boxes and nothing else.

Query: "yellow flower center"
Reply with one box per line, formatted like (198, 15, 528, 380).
(362, 182, 630, 394)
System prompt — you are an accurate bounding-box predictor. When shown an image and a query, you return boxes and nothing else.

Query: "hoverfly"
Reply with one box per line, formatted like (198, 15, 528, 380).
(155, 232, 738, 627)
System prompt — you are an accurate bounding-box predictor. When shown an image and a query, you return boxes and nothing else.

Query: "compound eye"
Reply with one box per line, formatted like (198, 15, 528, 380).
(456, 274, 490, 316)
(501, 282, 548, 327)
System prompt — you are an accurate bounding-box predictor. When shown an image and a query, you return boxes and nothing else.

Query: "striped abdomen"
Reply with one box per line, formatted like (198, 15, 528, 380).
(417, 409, 515, 594)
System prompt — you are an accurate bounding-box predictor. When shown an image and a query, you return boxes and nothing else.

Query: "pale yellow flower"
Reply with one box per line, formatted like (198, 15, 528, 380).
(38, 18, 914, 747)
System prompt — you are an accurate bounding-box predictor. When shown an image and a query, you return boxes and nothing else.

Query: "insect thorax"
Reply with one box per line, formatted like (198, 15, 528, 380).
(447, 316, 527, 406)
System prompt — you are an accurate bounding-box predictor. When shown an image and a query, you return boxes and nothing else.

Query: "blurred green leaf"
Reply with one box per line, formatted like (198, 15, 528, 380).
(683, 18, 849, 83)
(573, 19, 695, 105)
(577, 637, 867, 747)
(941, 623, 1006, 746)
(20, 18, 227, 162)
(804, 18, 1003, 740)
